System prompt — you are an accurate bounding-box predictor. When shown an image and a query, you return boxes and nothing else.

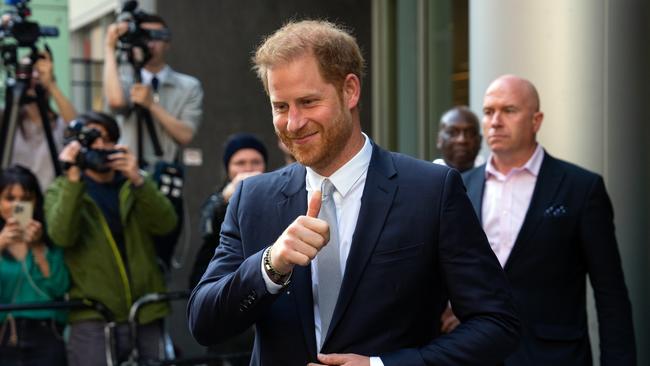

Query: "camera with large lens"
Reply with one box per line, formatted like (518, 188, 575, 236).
(64, 120, 121, 173)
(117, 0, 170, 66)
(0, 0, 58, 46)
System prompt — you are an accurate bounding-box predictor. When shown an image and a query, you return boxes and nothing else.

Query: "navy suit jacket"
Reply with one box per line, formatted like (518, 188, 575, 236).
(462, 152, 636, 366)
(189, 143, 520, 365)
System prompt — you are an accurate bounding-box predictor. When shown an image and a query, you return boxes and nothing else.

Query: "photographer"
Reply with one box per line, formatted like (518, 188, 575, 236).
(44, 112, 177, 366)
(7, 51, 77, 191)
(189, 133, 268, 289)
(103, 13, 202, 167)
(103, 12, 202, 266)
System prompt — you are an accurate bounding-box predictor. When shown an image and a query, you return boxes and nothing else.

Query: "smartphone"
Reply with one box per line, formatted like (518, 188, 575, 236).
(12, 201, 34, 230)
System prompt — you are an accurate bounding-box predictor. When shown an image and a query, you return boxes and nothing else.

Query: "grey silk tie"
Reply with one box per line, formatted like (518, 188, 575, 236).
(317, 178, 341, 345)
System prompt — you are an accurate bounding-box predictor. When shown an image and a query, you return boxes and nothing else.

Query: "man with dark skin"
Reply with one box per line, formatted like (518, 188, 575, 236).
(434, 106, 483, 333)
(434, 106, 482, 172)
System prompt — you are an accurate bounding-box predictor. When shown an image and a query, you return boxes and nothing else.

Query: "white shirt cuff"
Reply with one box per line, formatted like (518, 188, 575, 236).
(261, 248, 284, 294)
(369, 357, 384, 366)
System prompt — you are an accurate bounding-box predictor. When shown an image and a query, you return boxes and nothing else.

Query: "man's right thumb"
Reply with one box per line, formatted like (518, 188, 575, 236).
(307, 191, 322, 218)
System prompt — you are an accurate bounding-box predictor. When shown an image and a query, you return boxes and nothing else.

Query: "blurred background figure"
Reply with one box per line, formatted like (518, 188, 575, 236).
(190, 133, 267, 287)
(433, 106, 483, 172)
(46, 112, 177, 366)
(103, 12, 203, 268)
(8, 51, 77, 191)
(434, 106, 483, 333)
(189, 133, 267, 366)
(0, 165, 69, 366)
(103, 13, 203, 166)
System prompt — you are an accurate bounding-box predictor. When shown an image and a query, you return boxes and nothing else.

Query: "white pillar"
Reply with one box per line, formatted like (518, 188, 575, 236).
(470, 0, 649, 364)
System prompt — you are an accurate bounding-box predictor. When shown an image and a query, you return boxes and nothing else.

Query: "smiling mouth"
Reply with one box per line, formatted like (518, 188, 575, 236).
(290, 132, 318, 144)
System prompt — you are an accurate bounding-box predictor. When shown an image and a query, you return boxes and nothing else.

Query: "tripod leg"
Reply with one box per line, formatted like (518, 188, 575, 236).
(34, 85, 62, 176)
(0, 80, 27, 169)
(0, 82, 14, 165)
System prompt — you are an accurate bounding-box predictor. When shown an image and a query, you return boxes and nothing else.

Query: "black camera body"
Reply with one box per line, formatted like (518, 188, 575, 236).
(64, 120, 121, 173)
(117, 0, 170, 67)
(0, 0, 58, 47)
(76, 148, 121, 173)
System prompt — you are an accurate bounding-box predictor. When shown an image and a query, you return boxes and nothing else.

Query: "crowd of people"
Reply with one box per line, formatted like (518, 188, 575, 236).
(0, 14, 636, 366)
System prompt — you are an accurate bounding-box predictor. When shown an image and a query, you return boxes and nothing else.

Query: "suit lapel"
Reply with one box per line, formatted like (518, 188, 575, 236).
(323, 144, 398, 346)
(504, 154, 565, 270)
(275, 165, 318, 357)
(464, 166, 486, 223)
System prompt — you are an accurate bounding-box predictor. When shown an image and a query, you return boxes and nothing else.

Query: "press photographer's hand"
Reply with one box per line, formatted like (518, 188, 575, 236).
(130, 83, 154, 109)
(59, 141, 82, 182)
(222, 171, 262, 202)
(105, 22, 129, 50)
(34, 51, 54, 90)
(107, 145, 143, 186)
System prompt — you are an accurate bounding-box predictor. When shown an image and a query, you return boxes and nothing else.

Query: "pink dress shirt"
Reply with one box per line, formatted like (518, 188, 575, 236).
(482, 144, 544, 267)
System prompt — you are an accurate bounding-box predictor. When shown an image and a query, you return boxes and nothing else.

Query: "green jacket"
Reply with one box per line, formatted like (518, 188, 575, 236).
(44, 176, 177, 324)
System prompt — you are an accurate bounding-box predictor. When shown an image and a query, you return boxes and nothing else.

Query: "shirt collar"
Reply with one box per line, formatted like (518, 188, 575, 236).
(485, 143, 545, 179)
(306, 133, 372, 197)
(140, 65, 171, 86)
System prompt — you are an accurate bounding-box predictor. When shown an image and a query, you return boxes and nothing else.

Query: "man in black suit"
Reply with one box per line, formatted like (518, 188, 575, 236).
(462, 74, 636, 365)
(188, 20, 520, 365)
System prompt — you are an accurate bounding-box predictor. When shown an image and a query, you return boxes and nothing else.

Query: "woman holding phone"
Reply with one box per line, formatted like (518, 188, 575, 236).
(0, 165, 69, 366)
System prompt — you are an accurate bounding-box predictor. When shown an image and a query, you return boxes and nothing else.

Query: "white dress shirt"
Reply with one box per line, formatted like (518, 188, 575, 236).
(140, 65, 170, 86)
(482, 144, 544, 267)
(262, 134, 383, 365)
(432, 154, 486, 168)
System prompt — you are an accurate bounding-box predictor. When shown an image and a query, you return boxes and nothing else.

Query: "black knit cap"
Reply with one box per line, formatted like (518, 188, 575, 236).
(222, 133, 268, 169)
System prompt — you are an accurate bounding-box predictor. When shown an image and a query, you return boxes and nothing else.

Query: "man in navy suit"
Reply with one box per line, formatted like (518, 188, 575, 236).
(462, 75, 636, 365)
(188, 20, 520, 366)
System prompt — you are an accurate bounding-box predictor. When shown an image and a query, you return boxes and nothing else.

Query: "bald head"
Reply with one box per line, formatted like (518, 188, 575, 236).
(440, 106, 479, 130)
(486, 75, 540, 112)
(482, 74, 544, 170)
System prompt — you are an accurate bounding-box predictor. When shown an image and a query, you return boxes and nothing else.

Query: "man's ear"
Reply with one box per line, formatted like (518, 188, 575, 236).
(532, 111, 544, 133)
(342, 74, 361, 109)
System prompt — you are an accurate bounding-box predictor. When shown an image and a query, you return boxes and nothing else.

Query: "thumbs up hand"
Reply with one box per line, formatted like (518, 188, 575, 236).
(269, 191, 330, 275)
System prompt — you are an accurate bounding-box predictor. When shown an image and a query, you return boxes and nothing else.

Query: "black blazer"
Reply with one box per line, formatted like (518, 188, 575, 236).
(462, 152, 636, 366)
(188, 143, 520, 365)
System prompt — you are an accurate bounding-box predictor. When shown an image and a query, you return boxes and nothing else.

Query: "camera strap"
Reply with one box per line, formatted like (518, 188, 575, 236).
(151, 76, 160, 104)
